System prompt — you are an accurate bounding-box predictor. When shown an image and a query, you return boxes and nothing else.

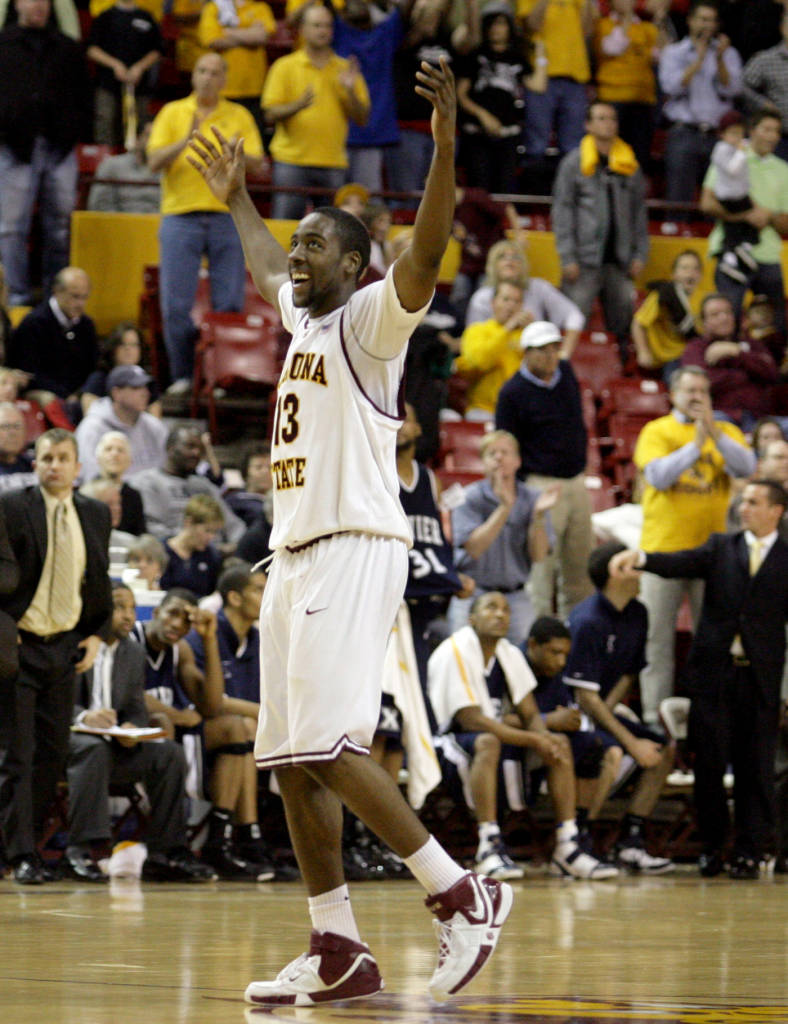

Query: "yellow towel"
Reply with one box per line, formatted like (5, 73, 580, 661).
(579, 134, 639, 177)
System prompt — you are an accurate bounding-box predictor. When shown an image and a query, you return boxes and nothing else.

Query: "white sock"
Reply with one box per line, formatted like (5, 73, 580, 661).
(555, 819, 579, 850)
(307, 884, 361, 943)
(404, 835, 467, 896)
(477, 821, 500, 856)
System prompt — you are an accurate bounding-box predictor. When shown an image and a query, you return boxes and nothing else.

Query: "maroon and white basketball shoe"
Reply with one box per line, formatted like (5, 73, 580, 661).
(244, 930, 383, 1006)
(425, 871, 513, 1003)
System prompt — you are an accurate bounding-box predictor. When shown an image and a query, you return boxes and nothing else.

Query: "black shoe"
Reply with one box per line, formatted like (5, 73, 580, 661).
(236, 840, 276, 882)
(201, 842, 267, 880)
(13, 855, 47, 885)
(774, 854, 788, 875)
(728, 855, 759, 880)
(142, 850, 218, 882)
(698, 851, 725, 877)
(342, 843, 385, 881)
(62, 852, 107, 883)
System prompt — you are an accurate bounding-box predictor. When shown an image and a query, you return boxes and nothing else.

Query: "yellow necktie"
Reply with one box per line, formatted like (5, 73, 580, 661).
(49, 501, 75, 627)
(749, 539, 763, 577)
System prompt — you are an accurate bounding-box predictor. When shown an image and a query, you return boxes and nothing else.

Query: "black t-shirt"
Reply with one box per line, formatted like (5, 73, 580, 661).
(455, 46, 528, 134)
(88, 6, 163, 94)
(393, 30, 455, 123)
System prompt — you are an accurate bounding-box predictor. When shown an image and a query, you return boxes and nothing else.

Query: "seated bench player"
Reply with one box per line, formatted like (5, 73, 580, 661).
(65, 582, 216, 882)
(564, 542, 676, 873)
(428, 591, 619, 879)
(130, 587, 273, 880)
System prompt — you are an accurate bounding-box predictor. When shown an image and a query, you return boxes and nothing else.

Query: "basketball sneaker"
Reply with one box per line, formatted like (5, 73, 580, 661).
(425, 871, 513, 1003)
(550, 841, 619, 880)
(616, 844, 674, 875)
(244, 930, 383, 1006)
(474, 835, 525, 880)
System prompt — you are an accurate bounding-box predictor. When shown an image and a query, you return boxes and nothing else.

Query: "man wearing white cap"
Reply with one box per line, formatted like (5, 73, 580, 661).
(495, 320, 594, 619)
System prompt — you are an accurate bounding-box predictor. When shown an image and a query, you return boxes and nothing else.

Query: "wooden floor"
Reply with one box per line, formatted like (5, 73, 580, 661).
(2, 869, 788, 1024)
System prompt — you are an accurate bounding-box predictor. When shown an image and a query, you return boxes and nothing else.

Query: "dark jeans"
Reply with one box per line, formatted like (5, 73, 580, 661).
(664, 123, 717, 204)
(713, 258, 786, 336)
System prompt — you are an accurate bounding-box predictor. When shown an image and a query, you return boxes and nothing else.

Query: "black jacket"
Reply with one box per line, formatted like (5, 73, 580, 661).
(645, 531, 788, 706)
(0, 25, 91, 161)
(9, 301, 99, 399)
(0, 486, 112, 641)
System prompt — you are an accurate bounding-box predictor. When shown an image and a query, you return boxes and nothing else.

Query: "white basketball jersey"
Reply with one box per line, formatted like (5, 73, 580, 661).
(269, 268, 429, 549)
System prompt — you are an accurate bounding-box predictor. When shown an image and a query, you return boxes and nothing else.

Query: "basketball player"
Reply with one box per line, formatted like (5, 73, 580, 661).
(188, 58, 512, 1007)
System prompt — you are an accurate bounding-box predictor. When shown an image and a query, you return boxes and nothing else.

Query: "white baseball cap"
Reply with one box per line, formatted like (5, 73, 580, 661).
(520, 320, 562, 350)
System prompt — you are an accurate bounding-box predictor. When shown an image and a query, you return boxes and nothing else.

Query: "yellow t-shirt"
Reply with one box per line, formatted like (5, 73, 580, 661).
(149, 95, 263, 215)
(634, 414, 748, 552)
(633, 289, 702, 367)
(593, 17, 658, 104)
(171, 0, 205, 72)
(517, 0, 590, 83)
(455, 319, 522, 415)
(198, 1, 277, 98)
(262, 49, 369, 169)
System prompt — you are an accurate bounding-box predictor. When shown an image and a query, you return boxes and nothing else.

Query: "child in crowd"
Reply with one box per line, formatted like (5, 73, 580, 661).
(710, 111, 759, 284)
(360, 201, 393, 279)
(743, 294, 783, 366)
(127, 533, 169, 590)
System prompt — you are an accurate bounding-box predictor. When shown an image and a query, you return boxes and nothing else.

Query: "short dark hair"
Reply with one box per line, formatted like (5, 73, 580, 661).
(528, 616, 571, 645)
(241, 440, 271, 481)
(750, 108, 782, 131)
(689, 0, 718, 16)
(35, 428, 78, 458)
(165, 424, 200, 451)
(747, 478, 788, 511)
(218, 561, 253, 604)
(111, 580, 133, 595)
(160, 586, 199, 610)
(672, 249, 702, 271)
(312, 206, 371, 280)
(586, 99, 616, 122)
(700, 292, 733, 320)
(669, 364, 709, 393)
(588, 541, 627, 591)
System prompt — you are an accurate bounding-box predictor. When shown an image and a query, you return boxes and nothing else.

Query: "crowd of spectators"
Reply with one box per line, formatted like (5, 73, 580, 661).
(1, 0, 788, 887)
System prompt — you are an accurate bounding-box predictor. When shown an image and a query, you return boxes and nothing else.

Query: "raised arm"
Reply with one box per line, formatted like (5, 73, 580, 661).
(187, 128, 289, 310)
(392, 57, 457, 312)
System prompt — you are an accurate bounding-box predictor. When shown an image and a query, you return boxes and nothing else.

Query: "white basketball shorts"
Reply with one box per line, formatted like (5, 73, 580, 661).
(254, 532, 409, 769)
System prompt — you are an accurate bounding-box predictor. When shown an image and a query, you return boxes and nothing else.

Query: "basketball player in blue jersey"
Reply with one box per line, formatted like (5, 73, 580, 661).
(188, 59, 514, 1007)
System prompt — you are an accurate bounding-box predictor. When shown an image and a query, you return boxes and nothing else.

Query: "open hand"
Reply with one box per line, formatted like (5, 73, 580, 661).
(414, 57, 456, 150)
(187, 127, 247, 205)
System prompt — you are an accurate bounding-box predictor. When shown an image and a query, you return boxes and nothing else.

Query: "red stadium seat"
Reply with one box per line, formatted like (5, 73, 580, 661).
(191, 312, 283, 437)
(437, 420, 487, 472)
(572, 332, 623, 398)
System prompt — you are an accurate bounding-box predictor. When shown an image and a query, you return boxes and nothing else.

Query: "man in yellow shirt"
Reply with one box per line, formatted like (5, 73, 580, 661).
(198, 0, 277, 134)
(455, 282, 530, 419)
(518, 0, 596, 189)
(632, 365, 755, 727)
(262, 3, 369, 219)
(147, 52, 265, 393)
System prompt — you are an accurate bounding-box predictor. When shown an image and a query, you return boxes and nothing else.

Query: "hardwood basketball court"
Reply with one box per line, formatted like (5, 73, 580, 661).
(2, 870, 787, 1023)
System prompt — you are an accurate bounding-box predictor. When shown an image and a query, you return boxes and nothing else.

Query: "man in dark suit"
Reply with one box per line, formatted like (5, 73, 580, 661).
(611, 479, 788, 879)
(0, 428, 112, 884)
(66, 582, 215, 882)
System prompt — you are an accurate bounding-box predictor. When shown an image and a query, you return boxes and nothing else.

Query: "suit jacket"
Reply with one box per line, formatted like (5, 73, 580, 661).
(645, 531, 788, 705)
(73, 636, 149, 726)
(0, 485, 112, 640)
(0, 506, 19, 681)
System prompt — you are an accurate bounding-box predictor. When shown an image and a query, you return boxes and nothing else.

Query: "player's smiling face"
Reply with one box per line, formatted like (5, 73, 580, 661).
(288, 214, 355, 316)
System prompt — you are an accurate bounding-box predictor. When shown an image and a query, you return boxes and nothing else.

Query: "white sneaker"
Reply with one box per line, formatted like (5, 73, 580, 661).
(550, 842, 619, 880)
(475, 837, 525, 880)
(617, 845, 674, 875)
(244, 930, 383, 1006)
(425, 871, 513, 1003)
(165, 378, 192, 396)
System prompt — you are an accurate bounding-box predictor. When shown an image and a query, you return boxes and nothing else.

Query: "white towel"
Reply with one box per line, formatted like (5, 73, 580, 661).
(381, 604, 442, 810)
(428, 624, 536, 734)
